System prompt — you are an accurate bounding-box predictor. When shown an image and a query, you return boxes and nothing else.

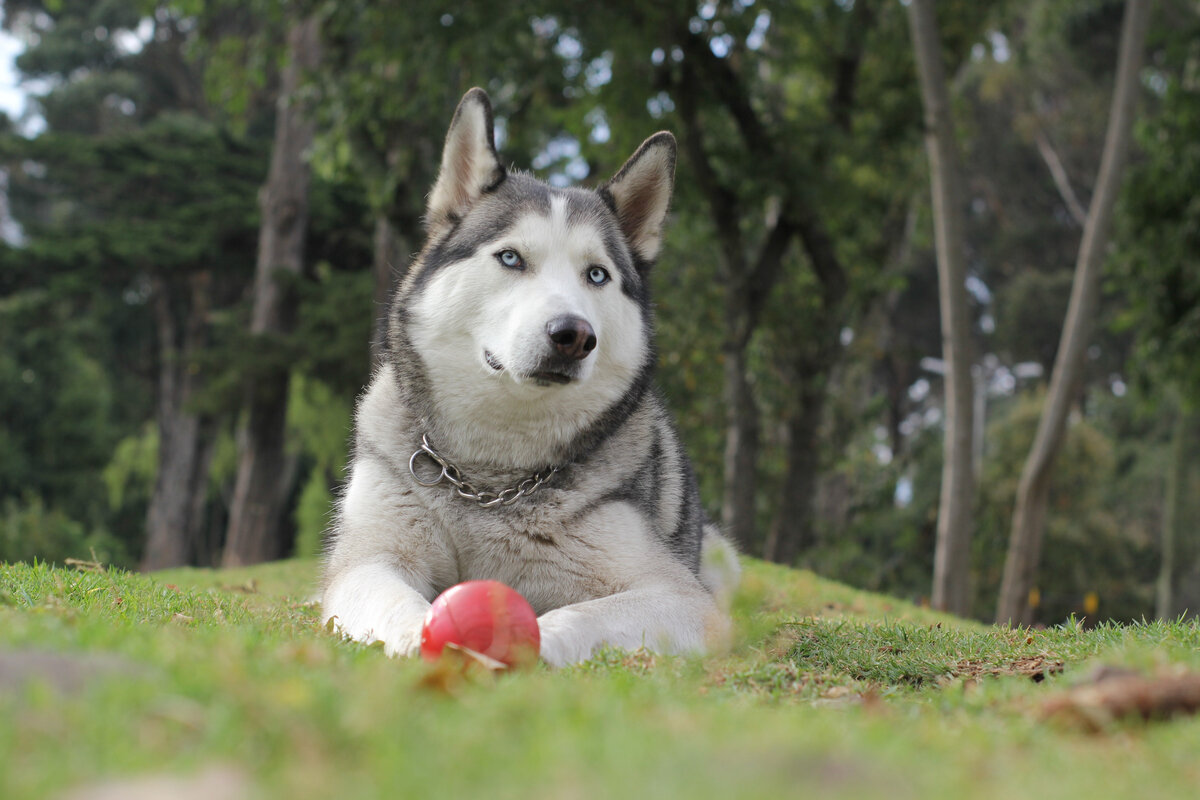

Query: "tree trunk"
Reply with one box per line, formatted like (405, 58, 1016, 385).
(908, 0, 976, 616)
(1157, 400, 1192, 620)
(369, 213, 406, 367)
(675, 67, 775, 557)
(763, 359, 827, 564)
(718, 209, 798, 556)
(223, 16, 320, 567)
(720, 334, 761, 554)
(996, 0, 1149, 625)
(142, 274, 217, 570)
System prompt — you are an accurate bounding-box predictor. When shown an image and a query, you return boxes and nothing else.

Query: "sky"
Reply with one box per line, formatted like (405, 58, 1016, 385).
(0, 7, 152, 137)
(0, 6, 51, 137)
(0, 24, 26, 123)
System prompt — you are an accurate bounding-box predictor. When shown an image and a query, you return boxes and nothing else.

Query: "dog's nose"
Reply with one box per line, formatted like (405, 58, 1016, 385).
(546, 315, 597, 361)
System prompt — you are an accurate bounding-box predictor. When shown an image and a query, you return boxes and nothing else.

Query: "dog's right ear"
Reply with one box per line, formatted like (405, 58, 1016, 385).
(601, 132, 676, 269)
(426, 88, 505, 235)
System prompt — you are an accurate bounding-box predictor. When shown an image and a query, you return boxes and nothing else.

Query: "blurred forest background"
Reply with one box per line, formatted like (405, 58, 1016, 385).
(1, 0, 1197, 627)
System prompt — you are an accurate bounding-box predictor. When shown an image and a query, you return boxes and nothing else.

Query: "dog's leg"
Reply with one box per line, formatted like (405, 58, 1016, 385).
(322, 562, 432, 657)
(536, 581, 727, 667)
(322, 446, 451, 658)
(698, 525, 741, 609)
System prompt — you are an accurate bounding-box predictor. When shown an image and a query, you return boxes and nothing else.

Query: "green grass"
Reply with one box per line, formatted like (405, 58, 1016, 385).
(2, 557, 1199, 799)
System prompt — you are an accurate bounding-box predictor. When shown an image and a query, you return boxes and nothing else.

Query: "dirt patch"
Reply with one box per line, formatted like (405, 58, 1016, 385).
(0, 649, 148, 695)
(58, 766, 251, 800)
(954, 655, 1064, 683)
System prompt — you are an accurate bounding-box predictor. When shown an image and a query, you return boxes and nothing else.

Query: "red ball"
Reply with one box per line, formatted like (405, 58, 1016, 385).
(420, 580, 541, 668)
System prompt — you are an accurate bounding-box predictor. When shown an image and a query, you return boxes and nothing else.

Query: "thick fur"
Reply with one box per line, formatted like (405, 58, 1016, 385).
(321, 88, 739, 667)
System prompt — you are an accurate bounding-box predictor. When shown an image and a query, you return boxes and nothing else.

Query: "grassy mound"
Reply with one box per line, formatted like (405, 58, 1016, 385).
(2, 558, 1198, 799)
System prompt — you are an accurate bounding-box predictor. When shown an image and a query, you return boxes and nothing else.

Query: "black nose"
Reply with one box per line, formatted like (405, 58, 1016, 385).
(546, 315, 597, 361)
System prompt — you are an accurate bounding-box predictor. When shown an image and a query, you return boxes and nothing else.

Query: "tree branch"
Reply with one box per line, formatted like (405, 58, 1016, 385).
(674, 61, 746, 279)
(678, 28, 846, 303)
(679, 31, 773, 156)
(830, 0, 881, 131)
(792, 199, 848, 307)
(744, 202, 796, 329)
(1033, 126, 1089, 227)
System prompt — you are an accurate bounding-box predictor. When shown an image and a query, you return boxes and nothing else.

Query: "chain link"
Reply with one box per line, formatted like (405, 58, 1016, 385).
(408, 434, 558, 508)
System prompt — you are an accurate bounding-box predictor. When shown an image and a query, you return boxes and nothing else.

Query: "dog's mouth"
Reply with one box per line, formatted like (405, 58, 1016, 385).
(530, 371, 573, 386)
(485, 350, 576, 387)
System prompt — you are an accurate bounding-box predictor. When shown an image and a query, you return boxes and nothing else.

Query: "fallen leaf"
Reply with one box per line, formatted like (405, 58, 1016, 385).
(64, 558, 105, 573)
(415, 646, 500, 695)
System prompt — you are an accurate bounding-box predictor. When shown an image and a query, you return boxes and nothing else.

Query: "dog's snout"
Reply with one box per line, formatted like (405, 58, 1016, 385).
(547, 315, 597, 361)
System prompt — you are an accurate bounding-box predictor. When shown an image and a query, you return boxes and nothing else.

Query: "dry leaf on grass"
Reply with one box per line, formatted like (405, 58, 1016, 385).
(64, 558, 105, 574)
(414, 643, 512, 695)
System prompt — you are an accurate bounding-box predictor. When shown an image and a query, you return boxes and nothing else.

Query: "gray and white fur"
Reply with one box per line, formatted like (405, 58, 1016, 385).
(321, 88, 739, 667)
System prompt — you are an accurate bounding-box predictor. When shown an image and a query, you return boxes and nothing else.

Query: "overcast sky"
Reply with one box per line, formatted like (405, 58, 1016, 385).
(0, 25, 26, 123)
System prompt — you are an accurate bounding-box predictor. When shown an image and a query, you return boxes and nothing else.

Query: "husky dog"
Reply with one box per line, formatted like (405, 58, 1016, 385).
(321, 88, 739, 667)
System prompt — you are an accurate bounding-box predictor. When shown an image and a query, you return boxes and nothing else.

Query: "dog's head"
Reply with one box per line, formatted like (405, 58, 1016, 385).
(388, 89, 676, 468)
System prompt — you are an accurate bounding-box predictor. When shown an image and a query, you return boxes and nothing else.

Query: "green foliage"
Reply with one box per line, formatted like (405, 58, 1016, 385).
(0, 0, 1193, 624)
(1115, 11, 1200, 402)
(974, 390, 1157, 623)
(287, 375, 352, 559)
(311, 0, 569, 229)
(652, 211, 727, 512)
(290, 264, 374, 395)
(6, 113, 264, 278)
(993, 270, 1073, 370)
(292, 475, 332, 560)
(0, 93, 266, 565)
(1, 0, 380, 570)
(0, 289, 118, 526)
(99, 424, 159, 556)
(807, 426, 941, 603)
(0, 495, 131, 567)
(102, 424, 159, 515)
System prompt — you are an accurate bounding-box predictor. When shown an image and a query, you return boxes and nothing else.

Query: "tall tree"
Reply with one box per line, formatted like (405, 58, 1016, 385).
(669, 45, 800, 556)
(996, 0, 1150, 625)
(907, 0, 976, 615)
(2, 2, 264, 570)
(762, 0, 918, 565)
(143, 271, 219, 569)
(1155, 401, 1193, 619)
(223, 15, 321, 566)
(567, 0, 926, 559)
(312, 2, 571, 366)
(1115, 1, 1200, 619)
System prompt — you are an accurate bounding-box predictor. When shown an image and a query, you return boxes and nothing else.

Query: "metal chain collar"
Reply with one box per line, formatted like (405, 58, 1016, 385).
(408, 434, 559, 509)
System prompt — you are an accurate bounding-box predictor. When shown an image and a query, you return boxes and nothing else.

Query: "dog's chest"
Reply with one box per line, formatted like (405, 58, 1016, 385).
(438, 499, 622, 615)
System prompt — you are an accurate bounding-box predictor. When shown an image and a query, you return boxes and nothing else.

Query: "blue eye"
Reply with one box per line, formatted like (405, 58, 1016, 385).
(496, 249, 524, 270)
(587, 266, 610, 286)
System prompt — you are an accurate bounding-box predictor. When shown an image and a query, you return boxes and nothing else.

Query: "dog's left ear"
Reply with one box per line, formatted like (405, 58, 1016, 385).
(426, 88, 505, 234)
(601, 132, 676, 267)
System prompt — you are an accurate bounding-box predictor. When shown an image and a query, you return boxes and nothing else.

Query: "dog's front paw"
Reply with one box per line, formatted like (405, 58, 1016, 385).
(322, 564, 433, 660)
(537, 608, 597, 668)
(324, 610, 424, 659)
(380, 625, 423, 658)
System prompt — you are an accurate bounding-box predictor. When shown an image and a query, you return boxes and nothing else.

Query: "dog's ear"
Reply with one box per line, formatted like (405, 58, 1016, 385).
(601, 132, 676, 267)
(426, 88, 505, 234)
